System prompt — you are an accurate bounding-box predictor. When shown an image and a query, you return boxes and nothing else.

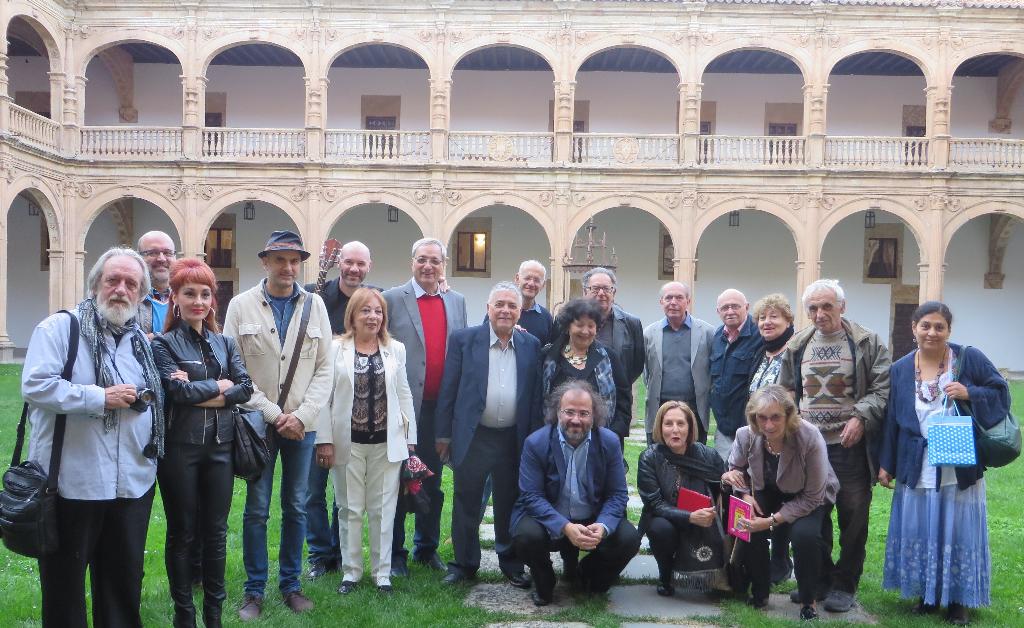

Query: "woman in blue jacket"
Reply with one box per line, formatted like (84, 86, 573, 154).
(878, 301, 1010, 626)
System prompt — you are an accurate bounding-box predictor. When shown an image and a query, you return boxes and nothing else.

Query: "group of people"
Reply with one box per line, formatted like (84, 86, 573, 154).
(18, 226, 1009, 627)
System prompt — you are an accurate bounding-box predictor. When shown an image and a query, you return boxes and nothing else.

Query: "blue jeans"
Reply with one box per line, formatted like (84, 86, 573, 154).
(305, 453, 342, 566)
(242, 430, 315, 597)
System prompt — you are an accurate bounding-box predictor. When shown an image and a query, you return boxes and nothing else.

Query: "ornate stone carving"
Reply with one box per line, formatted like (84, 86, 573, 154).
(914, 193, 962, 212)
(788, 191, 834, 211)
(448, 30, 465, 44)
(921, 32, 965, 51)
(665, 193, 680, 209)
(538, 191, 553, 207)
(169, 21, 197, 40)
(413, 189, 429, 204)
(792, 30, 840, 49)
(487, 135, 517, 162)
(290, 184, 338, 202)
(62, 177, 94, 198)
(168, 182, 215, 201)
(681, 190, 709, 209)
(64, 23, 92, 39)
(417, 29, 433, 43)
(446, 190, 462, 205)
(574, 31, 590, 45)
(572, 192, 587, 207)
(612, 137, 640, 164)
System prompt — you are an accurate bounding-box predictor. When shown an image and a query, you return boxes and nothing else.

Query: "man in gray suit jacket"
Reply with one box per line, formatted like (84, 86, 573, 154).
(583, 268, 645, 386)
(642, 281, 715, 444)
(383, 237, 467, 577)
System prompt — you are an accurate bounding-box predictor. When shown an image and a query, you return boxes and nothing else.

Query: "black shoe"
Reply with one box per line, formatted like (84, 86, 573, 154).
(503, 570, 531, 589)
(531, 590, 551, 607)
(912, 597, 938, 615)
(337, 580, 358, 595)
(414, 553, 445, 571)
(800, 605, 819, 621)
(442, 569, 474, 585)
(390, 556, 409, 578)
(656, 581, 675, 597)
(947, 603, 970, 626)
(747, 596, 768, 610)
(307, 559, 339, 579)
(377, 584, 393, 595)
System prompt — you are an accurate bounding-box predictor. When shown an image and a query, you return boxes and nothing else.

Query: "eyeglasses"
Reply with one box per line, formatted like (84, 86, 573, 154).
(718, 303, 744, 312)
(141, 249, 175, 259)
(585, 285, 615, 295)
(559, 408, 592, 420)
(414, 256, 444, 266)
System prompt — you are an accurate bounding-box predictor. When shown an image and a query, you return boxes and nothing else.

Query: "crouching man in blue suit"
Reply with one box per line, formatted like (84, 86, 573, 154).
(511, 380, 640, 606)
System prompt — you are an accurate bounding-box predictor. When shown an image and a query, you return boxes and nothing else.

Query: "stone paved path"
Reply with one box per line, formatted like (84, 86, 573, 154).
(607, 584, 723, 620)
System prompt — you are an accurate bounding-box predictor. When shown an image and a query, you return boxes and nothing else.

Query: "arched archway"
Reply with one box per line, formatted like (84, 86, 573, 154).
(5, 15, 61, 118)
(943, 212, 1024, 370)
(325, 44, 431, 160)
(445, 204, 552, 322)
(3, 188, 60, 352)
(692, 209, 799, 326)
(82, 42, 184, 126)
(820, 208, 922, 360)
(950, 53, 1024, 143)
(324, 203, 425, 293)
(699, 49, 806, 137)
(204, 43, 306, 128)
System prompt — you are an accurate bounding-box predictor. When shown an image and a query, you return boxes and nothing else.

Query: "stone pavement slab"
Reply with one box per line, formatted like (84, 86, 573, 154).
(481, 523, 496, 542)
(627, 494, 644, 510)
(607, 584, 722, 620)
(465, 582, 575, 616)
(621, 554, 659, 580)
(762, 592, 877, 624)
(621, 623, 713, 628)
(486, 623, 589, 628)
(479, 549, 564, 574)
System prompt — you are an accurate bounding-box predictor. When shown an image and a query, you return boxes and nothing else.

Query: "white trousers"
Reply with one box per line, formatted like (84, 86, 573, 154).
(336, 442, 401, 585)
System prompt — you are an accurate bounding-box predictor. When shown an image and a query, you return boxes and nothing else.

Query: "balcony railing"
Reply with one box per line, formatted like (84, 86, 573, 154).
(9, 104, 59, 151)
(697, 135, 805, 167)
(201, 128, 306, 160)
(572, 133, 679, 165)
(949, 138, 1024, 170)
(448, 132, 553, 165)
(325, 130, 430, 162)
(80, 127, 183, 159)
(824, 136, 929, 169)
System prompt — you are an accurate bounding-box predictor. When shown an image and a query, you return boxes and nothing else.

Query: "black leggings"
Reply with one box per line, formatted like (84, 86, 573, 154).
(746, 487, 831, 605)
(157, 427, 234, 626)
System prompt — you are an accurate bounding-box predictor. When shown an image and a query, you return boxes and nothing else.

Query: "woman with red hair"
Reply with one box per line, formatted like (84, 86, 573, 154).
(151, 258, 253, 628)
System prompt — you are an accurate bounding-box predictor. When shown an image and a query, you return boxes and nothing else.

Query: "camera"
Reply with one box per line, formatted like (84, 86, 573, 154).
(129, 387, 157, 414)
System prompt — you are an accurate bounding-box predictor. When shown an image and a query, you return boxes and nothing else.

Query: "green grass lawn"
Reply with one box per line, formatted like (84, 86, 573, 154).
(1, 363, 1022, 626)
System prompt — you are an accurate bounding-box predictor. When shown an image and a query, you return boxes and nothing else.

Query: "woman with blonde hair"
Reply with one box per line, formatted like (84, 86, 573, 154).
(314, 287, 417, 595)
(722, 385, 839, 619)
(637, 400, 725, 597)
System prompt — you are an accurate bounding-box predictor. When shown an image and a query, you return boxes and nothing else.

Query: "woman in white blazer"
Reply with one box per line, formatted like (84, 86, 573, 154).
(314, 288, 417, 594)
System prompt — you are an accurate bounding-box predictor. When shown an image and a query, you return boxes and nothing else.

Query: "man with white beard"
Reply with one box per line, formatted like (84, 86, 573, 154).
(21, 246, 165, 627)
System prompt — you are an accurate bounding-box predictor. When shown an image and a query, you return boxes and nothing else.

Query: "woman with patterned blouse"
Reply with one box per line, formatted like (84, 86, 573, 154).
(314, 288, 417, 595)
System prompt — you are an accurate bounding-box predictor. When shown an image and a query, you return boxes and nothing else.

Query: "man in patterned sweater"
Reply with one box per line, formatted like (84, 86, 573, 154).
(778, 279, 890, 614)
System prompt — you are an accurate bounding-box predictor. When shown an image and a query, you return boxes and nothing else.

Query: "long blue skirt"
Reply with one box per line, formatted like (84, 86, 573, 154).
(882, 480, 990, 607)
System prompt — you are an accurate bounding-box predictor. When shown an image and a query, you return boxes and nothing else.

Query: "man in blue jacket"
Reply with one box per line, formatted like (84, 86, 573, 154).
(511, 380, 640, 606)
(709, 288, 764, 460)
(435, 282, 543, 588)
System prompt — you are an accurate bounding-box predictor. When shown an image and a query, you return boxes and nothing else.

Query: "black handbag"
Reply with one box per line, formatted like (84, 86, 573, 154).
(0, 311, 78, 558)
(233, 410, 270, 482)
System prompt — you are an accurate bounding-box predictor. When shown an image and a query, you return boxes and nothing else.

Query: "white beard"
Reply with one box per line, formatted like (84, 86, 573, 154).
(97, 297, 138, 327)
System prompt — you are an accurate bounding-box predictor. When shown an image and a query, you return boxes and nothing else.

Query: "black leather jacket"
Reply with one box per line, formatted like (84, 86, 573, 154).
(152, 322, 253, 445)
(636, 443, 724, 534)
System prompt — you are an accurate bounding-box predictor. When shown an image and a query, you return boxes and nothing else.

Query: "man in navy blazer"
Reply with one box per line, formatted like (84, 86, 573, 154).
(435, 282, 543, 588)
(511, 380, 640, 606)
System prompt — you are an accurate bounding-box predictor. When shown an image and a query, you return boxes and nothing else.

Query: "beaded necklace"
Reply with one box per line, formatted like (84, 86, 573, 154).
(562, 344, 587, 367)
(914, 348, 948, 404)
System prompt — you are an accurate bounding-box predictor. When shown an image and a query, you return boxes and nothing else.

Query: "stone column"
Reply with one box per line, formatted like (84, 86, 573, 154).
(429, 79, 451, 161)
(304, 77, 327, 161)
(923, 205, 945, 300)
(553, 80, 576, 163)
(547, 190, 571, 309)
(803, 83, 828, 168)
(926, 85, 952, 169)
(679, 82, 702, 167)
(794, 200, 822, 329)
(0, 211, 12, 360)
(0, 53, 10, 132)
(181, 75, 205, 159)
(48, 249, 66, 312)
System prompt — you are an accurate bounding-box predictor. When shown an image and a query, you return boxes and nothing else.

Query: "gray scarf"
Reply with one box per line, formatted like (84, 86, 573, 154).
(76, 298, 165, 458)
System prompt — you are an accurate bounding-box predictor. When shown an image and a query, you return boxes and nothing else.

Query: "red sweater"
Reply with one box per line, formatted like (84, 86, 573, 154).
(417, 294, 448, 401)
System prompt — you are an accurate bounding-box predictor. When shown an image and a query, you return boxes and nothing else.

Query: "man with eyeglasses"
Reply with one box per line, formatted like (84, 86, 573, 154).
(581, 267, 644, 387)
(511, 380, 639, 606)
(383, 237, 467, 577)
(136, 230, 177, 338)
(708, 288, 764, 461)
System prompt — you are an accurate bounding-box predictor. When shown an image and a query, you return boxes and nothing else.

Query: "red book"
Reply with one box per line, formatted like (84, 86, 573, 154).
(676, 487, 712, 512)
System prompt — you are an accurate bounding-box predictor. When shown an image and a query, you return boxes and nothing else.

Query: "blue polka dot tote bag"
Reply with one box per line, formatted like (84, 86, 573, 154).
(927, 396, 977, 467)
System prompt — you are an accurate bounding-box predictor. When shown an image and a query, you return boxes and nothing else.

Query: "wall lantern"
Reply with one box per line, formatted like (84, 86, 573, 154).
(387, 206, 400, 223)
(728, 210, 740, 228)
(243, 201, 256, 221)
(864, 208, 877, 229)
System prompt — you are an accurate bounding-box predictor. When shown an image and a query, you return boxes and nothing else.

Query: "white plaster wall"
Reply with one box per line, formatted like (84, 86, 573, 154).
(325, 203, 425, 292)
(82, 200, 181, 288)
(943, 218, 1024, 370)
(442, 205, 550, 323)
(223, 202, 301, 291)
(5, 54, 1018, 137)
(692, 211, 799, 326)
(819, 212, 921, 347)
(5, 196, 51, 347)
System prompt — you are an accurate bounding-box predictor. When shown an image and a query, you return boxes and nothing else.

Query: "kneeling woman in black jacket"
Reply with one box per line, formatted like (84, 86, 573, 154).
(637, 401, 725, 597)
(152, 258, 253, 628)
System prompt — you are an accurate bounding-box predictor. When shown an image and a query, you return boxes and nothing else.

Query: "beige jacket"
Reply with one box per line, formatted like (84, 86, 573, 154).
(316, 336, 417, 464)
(223, 281, 334, 431)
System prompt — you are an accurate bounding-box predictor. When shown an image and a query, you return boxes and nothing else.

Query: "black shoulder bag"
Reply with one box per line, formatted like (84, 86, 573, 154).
(0, 310, 79, 558)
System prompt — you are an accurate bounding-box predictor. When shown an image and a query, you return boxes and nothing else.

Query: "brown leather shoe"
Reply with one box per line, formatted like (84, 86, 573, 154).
(282, 590, 314, 614)
(238, 594, 262, 622)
